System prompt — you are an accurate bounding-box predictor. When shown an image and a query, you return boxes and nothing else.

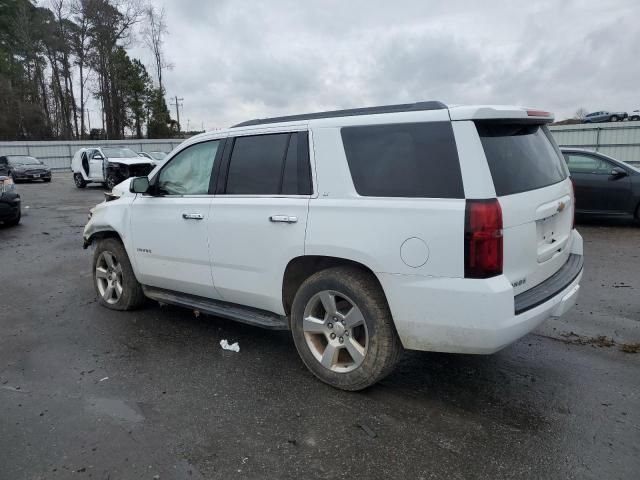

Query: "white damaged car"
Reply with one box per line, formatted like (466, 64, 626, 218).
(71, 147, 156, 190)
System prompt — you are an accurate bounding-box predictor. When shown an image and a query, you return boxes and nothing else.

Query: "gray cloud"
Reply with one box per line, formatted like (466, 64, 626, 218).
(131, 0, 640, 129)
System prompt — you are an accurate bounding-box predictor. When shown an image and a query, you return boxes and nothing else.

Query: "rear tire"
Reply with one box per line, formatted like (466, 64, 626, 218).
(93, 238, 146, 310)
(290, 266, 402, 391)
(611, 115, 619, 122)
(74, 173, 87, 188)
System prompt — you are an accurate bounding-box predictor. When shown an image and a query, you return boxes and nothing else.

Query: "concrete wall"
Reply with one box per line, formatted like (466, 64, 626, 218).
(0, 139, 184, 170)
(549, 121, 640, 162)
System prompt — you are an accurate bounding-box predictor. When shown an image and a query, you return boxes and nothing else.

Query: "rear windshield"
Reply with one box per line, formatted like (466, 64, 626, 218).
(341, 122, 464, 198)
(476, 123, 568, 196)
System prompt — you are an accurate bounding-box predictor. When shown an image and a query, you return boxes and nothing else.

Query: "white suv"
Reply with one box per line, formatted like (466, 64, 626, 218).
(83, 102, 583, 390)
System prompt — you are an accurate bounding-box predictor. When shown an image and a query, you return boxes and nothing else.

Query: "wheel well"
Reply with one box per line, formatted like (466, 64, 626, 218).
(86, 230, 122, 248)
(282, 256, 384, 315)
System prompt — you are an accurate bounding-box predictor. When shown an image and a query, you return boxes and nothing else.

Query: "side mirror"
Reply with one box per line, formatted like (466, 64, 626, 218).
(93, 154, 104, 160)
(130, 176, 150, 194)
(610, 167, 627, 178)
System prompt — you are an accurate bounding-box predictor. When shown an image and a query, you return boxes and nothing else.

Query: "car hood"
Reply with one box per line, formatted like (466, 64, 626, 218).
(106, 157, 154, 166)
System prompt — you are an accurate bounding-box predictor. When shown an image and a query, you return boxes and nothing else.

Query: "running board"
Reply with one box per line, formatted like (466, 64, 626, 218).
(142, 286, 290, 330)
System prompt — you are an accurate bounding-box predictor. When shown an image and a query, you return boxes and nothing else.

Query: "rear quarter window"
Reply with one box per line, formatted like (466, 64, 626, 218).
(476, 123, 568, 196)
(340, 122, 464, 198)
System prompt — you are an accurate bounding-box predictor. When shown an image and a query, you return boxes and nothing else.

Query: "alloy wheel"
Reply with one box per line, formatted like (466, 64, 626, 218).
(302, 290, 369, 373)
(95, 251, 123, 305)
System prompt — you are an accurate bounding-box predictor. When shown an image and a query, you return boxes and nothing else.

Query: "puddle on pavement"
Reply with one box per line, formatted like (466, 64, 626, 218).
(87, 397, 145, 423)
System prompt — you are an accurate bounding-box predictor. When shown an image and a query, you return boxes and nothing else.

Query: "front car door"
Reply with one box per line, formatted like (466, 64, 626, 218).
(130, 139, 223, 298)
(565, 152, 632, 214)
(208, 129, 313, 315)
(88, 149, 105, 180)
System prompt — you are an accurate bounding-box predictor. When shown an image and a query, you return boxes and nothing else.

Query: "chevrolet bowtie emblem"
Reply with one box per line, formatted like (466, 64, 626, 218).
(557, 201, 566, 213)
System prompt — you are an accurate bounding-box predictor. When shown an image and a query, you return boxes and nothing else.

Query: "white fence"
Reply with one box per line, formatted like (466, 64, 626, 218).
(549, 121, 640, 163)
(0, 139, 184, 171)
(3, 123, 640, 171)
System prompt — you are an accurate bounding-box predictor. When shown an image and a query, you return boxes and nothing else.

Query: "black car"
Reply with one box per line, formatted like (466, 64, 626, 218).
(0, 175, 21, 226)
(561, 148, 640, 222)
(0, 155, 52, 182)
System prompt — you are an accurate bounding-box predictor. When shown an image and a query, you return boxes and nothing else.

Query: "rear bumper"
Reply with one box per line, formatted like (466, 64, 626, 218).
(379, 231, 583, 354)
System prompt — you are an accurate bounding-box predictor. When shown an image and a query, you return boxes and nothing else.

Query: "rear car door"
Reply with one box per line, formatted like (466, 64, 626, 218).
(130, 139, 222, 298)
(208, 130, 312, 315)
(565, 153, 632, 214)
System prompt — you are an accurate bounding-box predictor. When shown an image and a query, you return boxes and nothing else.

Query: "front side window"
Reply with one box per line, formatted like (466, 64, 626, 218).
(157, 141, 219, 195)
(341, 122, 464, 198)
(565, 153, 614, 175)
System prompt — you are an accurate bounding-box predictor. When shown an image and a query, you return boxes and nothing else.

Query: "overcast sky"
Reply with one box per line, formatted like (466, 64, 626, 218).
(128, 0, 639, 130)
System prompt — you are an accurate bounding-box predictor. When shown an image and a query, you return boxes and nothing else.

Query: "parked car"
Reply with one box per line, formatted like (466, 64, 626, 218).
(71, 147, 156, 190)
(83, 102, 583, 390)
(583, 111, 628, 123)
(0, 155, 51, 182)
(628, 110, 640, 121)
(137, 151, 168, 164)
(624, 159, 640, 168)
(562, 148, 640, 221)
(0, 175, 21, 226)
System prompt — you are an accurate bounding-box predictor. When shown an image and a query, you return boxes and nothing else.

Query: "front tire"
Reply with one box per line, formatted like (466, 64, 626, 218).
(611, 115, 619, 122)
(93, 238, 146, 310)
(74, 173, 87, 188)
(105, 174, 119, 190)
(290, 266, 402, 391)
(4, 210, 20, 226)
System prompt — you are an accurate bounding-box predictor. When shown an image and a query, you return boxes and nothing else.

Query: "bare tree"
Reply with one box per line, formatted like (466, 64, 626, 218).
(574, 107, 589, 121)
(142, 5, 171, 90)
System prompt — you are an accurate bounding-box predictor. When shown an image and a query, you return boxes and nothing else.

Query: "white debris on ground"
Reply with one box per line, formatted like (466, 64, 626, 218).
(220, 339, 240, 352)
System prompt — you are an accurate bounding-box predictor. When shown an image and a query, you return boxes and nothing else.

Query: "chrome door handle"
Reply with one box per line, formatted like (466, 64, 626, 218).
(270, 215, 298, 223)
(182, 213, 204, 220)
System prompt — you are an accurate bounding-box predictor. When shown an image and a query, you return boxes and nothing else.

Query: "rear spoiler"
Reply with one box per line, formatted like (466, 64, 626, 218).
(449, 105, 554, 123)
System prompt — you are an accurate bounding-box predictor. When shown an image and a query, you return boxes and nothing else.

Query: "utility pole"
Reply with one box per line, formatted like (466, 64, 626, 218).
(172, 96, 184, 133)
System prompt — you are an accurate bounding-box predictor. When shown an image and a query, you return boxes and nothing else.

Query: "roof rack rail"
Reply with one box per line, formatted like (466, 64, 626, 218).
(231, 101, 448, 128)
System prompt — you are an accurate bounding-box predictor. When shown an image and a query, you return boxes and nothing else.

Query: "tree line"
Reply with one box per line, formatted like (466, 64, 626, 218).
(0, 0, 177, 140)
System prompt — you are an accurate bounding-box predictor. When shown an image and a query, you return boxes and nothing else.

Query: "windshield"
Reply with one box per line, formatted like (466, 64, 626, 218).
(8, 156, 40, 165)
(101, 147, 138, 158)
(150, 152, 167, 160)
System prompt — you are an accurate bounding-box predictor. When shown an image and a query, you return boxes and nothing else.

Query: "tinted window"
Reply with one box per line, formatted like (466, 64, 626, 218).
(157, 141, 219, 195)
(281, 132, 312, 195)
(477, 123, 568, 196)
(565, 153, 614, 175)
(340, 122, 464, 198)
(225, 133, 313, 195)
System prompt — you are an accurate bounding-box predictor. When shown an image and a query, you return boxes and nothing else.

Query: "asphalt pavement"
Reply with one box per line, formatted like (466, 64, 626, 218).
(1, 174, 638, 479)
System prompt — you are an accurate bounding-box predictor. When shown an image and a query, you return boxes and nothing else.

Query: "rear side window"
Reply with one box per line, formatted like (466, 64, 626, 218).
(476, 123, 568, 196)
(340, 122, 464, 198)
(225, 132, 312, 195)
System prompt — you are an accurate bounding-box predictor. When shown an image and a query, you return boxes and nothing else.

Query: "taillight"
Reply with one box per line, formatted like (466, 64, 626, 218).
(569, 178, 576, 229)
(465, 199, 503, 278)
